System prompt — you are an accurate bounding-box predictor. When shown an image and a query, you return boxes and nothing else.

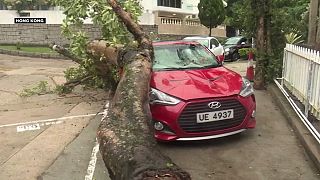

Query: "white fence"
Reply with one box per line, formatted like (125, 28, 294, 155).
(282, 44, 320, 120)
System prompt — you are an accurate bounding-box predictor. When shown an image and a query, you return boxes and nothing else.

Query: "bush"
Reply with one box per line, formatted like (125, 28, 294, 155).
(239, 48, 256, 59)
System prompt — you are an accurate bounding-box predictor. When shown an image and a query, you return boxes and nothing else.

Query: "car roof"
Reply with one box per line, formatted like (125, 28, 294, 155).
(153, 40, 200, 46)
(183, 36, 218, 40)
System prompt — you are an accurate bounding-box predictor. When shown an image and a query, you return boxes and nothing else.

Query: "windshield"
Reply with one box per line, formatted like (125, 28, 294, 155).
(153, 44, 219, 71)
(184, 39, 209, 47)
(224, 37, 242, 45)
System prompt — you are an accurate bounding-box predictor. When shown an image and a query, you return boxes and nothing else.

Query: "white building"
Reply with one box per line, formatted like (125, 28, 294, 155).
(139, 0, 226, 36)
(0, 0, 226, 37)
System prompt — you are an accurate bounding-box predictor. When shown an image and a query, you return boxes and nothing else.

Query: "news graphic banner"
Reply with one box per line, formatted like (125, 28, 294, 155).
(14, 18, 46, 24)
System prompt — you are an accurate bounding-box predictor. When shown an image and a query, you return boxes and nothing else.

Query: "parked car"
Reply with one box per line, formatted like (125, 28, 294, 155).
(183, 36, 225, 62)
(150, 41, 256, 141)
(223, 36, 252, 61)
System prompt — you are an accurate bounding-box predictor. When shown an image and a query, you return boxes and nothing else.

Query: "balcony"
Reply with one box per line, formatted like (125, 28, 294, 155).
(157, 17, 226, 37)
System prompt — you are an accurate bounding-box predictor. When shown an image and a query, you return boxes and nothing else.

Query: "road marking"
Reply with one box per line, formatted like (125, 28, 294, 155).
(17, 123, 41, 132)
(84, 138, 100, 180)
(0, 113, 103, 129)
(85, 102, 109, 180)
(16, 121, 64, 133)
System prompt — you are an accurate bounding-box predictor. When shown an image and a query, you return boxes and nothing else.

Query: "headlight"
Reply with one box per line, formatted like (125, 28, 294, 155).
(149, 88, 180, 105)
(240, 77, 254, 97)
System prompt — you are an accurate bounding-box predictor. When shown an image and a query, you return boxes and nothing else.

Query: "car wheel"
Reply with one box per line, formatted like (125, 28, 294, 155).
(232, 53, 240, 61)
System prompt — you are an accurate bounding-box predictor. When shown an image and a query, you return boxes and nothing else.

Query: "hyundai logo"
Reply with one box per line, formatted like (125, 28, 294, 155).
(208, 102, 221, 109)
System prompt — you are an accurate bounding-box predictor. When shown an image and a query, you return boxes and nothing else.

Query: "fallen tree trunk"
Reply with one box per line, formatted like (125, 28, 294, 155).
(96, 0, 191, 179)
(98, 52, 191, 179)
(53, 0, 192, 179)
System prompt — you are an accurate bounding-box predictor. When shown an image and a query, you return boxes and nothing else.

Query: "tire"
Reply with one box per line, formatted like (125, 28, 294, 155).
(232, 52, 240, 61)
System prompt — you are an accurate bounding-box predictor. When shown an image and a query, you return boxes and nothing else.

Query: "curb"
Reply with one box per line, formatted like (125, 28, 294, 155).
(0, 48, 68, 60)
(268, 84, 320, 171)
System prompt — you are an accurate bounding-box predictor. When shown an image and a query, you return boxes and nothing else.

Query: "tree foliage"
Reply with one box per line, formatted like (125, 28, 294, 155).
(226, 0, 309, 40)
(225, 0, 309, 85)
(198, 0, 226, 36)
(52, 0, 142, 90)
(285, 32, 304, 44)
(3, 0, 51, 12)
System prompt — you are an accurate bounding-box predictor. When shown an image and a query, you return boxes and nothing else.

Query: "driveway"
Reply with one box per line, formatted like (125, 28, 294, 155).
(0, 55, 319, 180)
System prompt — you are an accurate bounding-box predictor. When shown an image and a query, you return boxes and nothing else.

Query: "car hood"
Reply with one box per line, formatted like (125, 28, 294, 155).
(150, 67, 243, 101)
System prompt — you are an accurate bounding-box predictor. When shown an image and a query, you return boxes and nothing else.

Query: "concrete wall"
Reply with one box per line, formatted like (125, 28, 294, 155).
(0, 24, 157, 45)
(158, 23, 226, 37)
(156, 17, 226, 37)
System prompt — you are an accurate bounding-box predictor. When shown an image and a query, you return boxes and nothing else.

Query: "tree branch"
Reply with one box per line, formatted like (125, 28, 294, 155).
(52, 45, 82, 64)
(64, 75, 93, 87)
(106, 0, 153, 52)
(86, 40, 121, 66)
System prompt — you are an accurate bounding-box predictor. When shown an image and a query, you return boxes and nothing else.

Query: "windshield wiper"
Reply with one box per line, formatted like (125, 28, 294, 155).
(154, 67, 185, 71)
(201, 64, 220, 68)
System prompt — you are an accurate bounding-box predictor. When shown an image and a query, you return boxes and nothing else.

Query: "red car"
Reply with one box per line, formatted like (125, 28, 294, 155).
(149, 41, 256, 141)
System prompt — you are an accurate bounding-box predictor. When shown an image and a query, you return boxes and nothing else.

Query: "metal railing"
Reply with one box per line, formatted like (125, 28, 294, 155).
(282, 44, 320, 119)
(160, 17, 182, 25)
(274, 79, 320, 144)
(160, 17, 202, 27)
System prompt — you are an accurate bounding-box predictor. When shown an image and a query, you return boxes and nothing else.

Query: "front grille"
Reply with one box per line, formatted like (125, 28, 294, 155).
(178, 99, 247, 133)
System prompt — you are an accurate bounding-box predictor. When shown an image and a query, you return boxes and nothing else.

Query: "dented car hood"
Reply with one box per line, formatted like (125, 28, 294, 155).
(150, 67, 243, 101)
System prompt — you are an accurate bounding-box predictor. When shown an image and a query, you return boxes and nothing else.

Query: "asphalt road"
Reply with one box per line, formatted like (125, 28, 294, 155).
(0, 55, 319, 180)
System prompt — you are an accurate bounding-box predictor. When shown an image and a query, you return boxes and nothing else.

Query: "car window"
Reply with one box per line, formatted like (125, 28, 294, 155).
(239, 38, 247, 45)
(153, 44, 219, 71)
(210, 38, 219, 48)
(184, 39, 209, 48)
(224, 37, 242, 45)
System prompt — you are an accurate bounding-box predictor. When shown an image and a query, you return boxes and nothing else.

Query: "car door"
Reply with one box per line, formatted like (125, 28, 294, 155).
(210, 38, 224, 56)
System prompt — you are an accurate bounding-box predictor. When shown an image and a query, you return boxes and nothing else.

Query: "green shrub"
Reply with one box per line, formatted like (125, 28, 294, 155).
(20, 81, 53, 97)
(239, 48, 257, 59)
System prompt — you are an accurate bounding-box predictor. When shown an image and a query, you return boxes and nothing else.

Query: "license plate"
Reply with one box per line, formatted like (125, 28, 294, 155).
(196, 109, 234, 123)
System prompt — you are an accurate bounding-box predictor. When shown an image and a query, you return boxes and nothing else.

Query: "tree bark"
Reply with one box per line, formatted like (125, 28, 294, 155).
(316, 1, 320, 47)
(308, 0, 319, 46)
(253, 0, 266, 90)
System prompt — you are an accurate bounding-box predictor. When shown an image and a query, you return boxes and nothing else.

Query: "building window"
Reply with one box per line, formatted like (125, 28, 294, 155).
(157, 0, 181, 8)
